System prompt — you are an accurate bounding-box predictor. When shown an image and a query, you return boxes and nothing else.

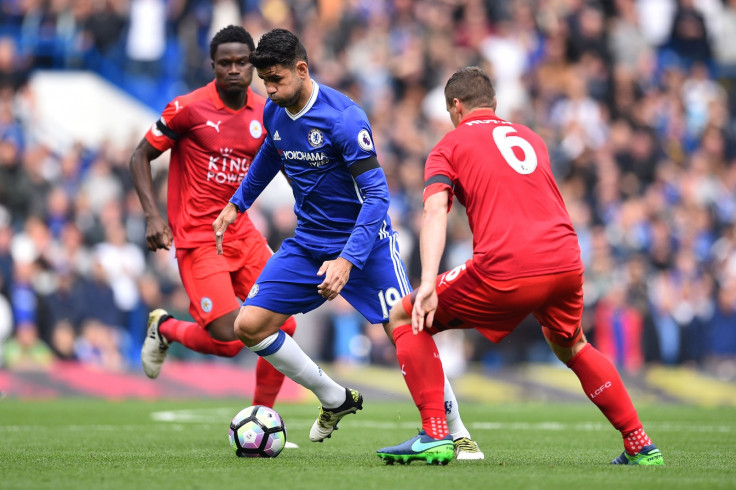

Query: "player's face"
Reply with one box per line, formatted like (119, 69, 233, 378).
(256, 62, 308, 111)
(212, 42, 253, 94)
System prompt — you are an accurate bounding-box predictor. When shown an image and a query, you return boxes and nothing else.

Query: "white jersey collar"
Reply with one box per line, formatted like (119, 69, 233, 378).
(286, 80, 319, 120)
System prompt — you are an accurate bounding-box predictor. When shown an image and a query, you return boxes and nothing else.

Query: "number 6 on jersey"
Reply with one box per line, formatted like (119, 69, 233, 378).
(492, 125, 538, 175)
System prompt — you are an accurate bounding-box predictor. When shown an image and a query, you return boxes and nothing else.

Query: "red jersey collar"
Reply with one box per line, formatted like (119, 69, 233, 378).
(207, 80, 254, 113)
(460, 109, 501, 126)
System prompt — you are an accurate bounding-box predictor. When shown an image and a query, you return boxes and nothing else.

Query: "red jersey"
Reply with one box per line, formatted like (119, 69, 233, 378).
(424, 109, 582, 280)
(145, 81, 266, 248)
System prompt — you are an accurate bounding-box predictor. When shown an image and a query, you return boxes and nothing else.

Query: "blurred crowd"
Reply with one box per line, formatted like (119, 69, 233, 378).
(0, 0, 735, 381)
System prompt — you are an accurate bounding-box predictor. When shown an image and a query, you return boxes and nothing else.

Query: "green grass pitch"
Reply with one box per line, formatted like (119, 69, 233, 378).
(1, 399, 734, 490)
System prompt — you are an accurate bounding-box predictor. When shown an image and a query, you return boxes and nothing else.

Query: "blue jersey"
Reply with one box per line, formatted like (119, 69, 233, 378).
(230, 81, 392, 269)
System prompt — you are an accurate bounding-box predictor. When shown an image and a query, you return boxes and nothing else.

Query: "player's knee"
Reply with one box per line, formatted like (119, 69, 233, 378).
(234, 313, 259, 345)
(387, 302, 410, 333)
(547, 335, 587, 364)
(383, 303, 410, 345)
(234, 307, 284, 347)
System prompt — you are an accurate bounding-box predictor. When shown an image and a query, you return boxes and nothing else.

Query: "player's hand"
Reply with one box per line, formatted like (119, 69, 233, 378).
(317, 257, 353, 300)
(213, 202, 239, 255)
(411, 281, 438, 335)
(145, 215, 173, 251)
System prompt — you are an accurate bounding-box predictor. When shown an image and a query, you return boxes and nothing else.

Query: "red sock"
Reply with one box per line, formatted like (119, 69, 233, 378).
(159, 317, 243, 357)
(252, 317, 297, 407)
(622, 427, 652, 455)
(393, 324, 447, 439)
(426, 417, 449, 440)
(567, 343, 642, 440)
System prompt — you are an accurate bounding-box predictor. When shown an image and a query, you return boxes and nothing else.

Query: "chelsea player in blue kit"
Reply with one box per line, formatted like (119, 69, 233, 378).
(214, 28, 482, 458)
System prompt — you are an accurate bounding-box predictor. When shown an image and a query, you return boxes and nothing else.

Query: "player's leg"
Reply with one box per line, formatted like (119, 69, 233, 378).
(380, 319, 482, 460)
(251, 316, 297, 407)
(340, 235, 451, 462)
(377, 260, 534, 464)
(375, 297, 453, 465)
(237, 304, 361, 442)
(141, 248, 243, 378)
(238, 239, 362, 442)
(389, 307, 446, 441)
(143, 311, 244, 379)
(230, 235, 299, 409)
(537, 270, 663, 466)
(380, 256, 481, 460)
(356, 240, 454, 463)
(443, 376, 484, 460)
(549, 337, 663, 465)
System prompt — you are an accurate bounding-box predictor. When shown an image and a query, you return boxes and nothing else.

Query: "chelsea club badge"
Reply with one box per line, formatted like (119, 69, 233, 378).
(308, 128, 324, 148)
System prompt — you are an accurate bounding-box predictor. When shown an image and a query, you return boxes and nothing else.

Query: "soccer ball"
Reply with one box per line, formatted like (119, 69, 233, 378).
(228, 405, 287, 458)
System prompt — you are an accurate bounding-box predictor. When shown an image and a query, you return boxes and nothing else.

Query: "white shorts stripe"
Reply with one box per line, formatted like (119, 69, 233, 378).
(379, 220, 389, 240)
(389, 233, 411, 296)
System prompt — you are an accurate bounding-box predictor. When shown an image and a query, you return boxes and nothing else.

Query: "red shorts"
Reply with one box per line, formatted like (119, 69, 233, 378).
(401, 261, 584, 347)
(176, 230, 272, 327)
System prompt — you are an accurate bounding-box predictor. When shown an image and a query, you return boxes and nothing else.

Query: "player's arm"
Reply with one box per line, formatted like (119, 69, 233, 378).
(335, 108, 389, 269)
(412, 189, 450, 334)
(419, 190, 449, 284)
(215, 136, 281, 254)
(340, 156, 389, 268)
(129, 137, 172, 251)
(413, 142, 455, 334)
(317, 156, 388, 300)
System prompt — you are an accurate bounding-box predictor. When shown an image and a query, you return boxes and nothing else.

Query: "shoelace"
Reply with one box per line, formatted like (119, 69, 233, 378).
(454, 438, 479, 452)
(317, 409, 338, 427)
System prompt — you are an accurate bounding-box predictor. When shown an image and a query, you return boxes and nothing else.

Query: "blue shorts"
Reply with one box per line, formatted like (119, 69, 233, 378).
(244, 234, 411, 324)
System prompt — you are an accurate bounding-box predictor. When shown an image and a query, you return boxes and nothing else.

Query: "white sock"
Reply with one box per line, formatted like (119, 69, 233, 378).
(444, 375, 471, 440)
(249, 330, 346, 407)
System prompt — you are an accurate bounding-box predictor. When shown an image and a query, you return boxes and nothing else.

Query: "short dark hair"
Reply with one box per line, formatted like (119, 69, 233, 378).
(249, 28, 308, 69)
(444, 67, 496, 111)
(210, 25, 255, 60)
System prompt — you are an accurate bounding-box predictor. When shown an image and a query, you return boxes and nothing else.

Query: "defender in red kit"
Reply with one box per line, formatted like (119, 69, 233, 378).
(377, 67, 662, 466)
(129, 26, 297, 423)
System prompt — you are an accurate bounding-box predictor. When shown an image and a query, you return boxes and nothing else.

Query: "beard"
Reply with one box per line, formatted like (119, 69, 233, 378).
(271, 79, 303, 109)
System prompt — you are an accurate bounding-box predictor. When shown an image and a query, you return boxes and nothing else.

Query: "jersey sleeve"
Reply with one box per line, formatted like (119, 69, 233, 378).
(423, 137, 456, 212)
(144, 97, 188, 153)
(340, 165, 390, 269)
(331, 107, 388, 269)
(335, 105, 377, 165)
(229, 132, 282, 212)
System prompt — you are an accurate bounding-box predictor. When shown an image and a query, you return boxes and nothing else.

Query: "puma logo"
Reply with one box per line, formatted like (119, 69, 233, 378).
(206, 120, 222, 133)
